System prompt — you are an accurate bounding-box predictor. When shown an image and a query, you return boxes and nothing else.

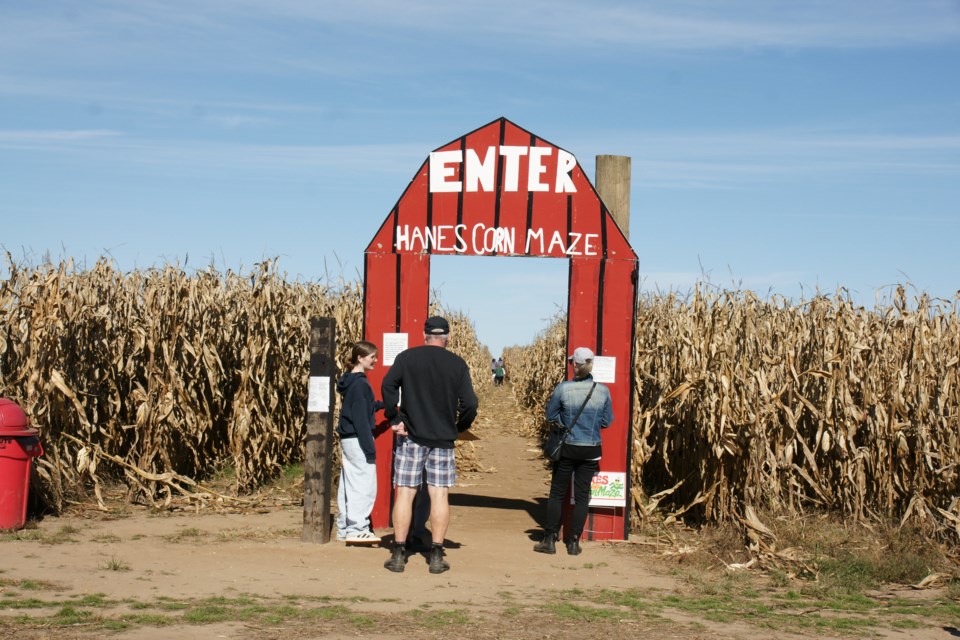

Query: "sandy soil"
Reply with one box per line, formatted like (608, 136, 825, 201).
(2, 385, 957, 639)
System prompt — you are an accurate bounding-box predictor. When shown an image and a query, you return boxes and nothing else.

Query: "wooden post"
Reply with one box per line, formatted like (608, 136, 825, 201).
(595, 155, 631, 237)
(303, 317, 337, 543)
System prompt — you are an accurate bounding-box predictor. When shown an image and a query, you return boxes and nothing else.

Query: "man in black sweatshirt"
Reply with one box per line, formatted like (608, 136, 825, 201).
(381, 316, 478, 574)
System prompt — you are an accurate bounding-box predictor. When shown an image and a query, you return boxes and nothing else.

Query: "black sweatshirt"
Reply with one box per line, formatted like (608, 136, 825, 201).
(335, 372, 382, 462)
(381, 345, 478, 449)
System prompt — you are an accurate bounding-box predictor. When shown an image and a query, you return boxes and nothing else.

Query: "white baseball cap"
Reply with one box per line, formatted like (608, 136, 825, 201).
(567, 347, 595, 365)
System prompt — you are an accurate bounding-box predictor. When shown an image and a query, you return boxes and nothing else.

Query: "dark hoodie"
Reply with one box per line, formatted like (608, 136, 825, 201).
(336, 372, 382, 463)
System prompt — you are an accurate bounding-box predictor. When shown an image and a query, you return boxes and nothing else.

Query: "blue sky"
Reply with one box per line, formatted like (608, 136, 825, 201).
(2, 1, 959, 357)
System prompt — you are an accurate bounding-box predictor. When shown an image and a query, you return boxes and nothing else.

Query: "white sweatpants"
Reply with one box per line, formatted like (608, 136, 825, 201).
(336, 437, 377, 537)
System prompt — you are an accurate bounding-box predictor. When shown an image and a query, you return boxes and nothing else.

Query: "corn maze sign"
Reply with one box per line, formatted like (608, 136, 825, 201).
(364, 117, 638, 540)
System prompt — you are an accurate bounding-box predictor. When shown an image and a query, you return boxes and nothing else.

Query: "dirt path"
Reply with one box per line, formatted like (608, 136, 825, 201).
(2, 384, 956, 639)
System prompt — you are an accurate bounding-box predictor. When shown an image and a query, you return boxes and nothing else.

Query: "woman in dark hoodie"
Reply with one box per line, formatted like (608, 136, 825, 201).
(335, 341, 383, 544)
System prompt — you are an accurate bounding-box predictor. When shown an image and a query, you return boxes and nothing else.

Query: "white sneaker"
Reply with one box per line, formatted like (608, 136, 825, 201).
(345, 530, 381, 545)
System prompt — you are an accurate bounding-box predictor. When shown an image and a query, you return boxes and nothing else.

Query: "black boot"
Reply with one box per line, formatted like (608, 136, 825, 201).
(384, 543, 407, 573)
(566, 535, 582, 556)
(428, 544, 450, 574)
(533, 531, 557, 554)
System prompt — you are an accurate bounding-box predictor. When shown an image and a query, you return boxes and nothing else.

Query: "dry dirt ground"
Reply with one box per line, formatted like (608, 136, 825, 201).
(2, 384, 959, 639)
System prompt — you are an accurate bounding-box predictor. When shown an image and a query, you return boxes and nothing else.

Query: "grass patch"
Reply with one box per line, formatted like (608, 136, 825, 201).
(165, 527, 206, 542)
(70, 593, 110, 607)
(156, 598, 191, 611)
(100, 556, 131, 571)
(0, 597, 51, 609)
(121, 613, 176, 626)
(91, 533, 122, 543)
(182, 604, 231, 623)
(545, 601, 623, 622)
(0, 591, 383, 633)
(282, 463, 304, 482)
(215, 526, 298, 542)
(1, 528, 44, 542)
(411, 608, 471, 627)
(42, 525, 82, 545)
(51, 605, 96, 626)
(0, 577, 62, 591)
(3, 524, 81, 545)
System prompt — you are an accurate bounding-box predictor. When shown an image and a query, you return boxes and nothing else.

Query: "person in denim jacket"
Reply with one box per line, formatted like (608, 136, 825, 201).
(534, 347, 613, 556)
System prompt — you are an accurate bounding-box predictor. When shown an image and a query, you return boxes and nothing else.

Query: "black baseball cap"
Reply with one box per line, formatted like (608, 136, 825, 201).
(424, 316, 450, 335)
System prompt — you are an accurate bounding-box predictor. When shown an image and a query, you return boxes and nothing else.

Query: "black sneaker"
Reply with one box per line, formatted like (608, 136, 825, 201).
(533, 531, 557, 554)
(428, 546, 450, 574)
(384, 544, 407, 573)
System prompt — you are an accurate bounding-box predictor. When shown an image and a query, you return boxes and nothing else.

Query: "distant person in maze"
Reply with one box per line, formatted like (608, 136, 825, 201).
(335, 340, 383, 545)
(534, 347, 613, 556)
(381, 316, 478, 573)
(494, 359, 505, 386)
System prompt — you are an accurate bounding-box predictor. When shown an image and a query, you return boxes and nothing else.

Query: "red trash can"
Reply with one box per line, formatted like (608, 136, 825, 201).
(0, 398, 44, 530)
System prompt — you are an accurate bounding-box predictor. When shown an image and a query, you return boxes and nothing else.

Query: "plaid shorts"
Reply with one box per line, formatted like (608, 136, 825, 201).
(393, 436, 456, 488)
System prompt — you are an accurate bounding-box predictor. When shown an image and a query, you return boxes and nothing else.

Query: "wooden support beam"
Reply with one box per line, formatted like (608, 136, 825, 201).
(595, 155, 631, 238)
(303, 317, 336, 543)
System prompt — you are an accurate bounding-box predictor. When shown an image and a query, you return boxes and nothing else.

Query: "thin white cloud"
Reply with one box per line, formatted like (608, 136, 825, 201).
(3, 1, 958, 74)
(577, 128, 960, 188)
(2, 125, 956, 188)
(0, 129, 121, 152)
(0, 129, 119, 141)
(262, 0, 960, 49)
(203, 114, 274, 129)
(0, 132, 428, 185)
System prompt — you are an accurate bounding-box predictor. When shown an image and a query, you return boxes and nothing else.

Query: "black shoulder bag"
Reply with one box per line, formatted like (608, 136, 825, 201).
(542, 382, 597, 462)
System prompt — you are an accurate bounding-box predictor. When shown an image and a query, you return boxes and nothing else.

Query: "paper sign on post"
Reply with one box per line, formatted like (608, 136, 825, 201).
(382, 333, 408, 365)
(591, 356, 616, 384)
(307, 376, 330, 413)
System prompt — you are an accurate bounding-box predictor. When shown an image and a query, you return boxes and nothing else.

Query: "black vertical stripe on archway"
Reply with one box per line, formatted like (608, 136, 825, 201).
(523, 134, 538, 255)
(388, 205, 398, 252)
(361, 253, 370, 337)
(456, 136, 466, 232)
(505, 132, 535, 257)
(565, 257, 574, 368)
(425, 184, 434, 253)
(600, 205, 610, 260)
(394, 255, 402, 331)
(388, 205, 402, 330)
(596, 207, 610, 352)
(525, 194, 535, 255)
(596, 258, 606, 354)
(493, 119, 506, 232)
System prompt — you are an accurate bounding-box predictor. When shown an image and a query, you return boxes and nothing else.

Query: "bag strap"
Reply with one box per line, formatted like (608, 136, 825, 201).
(564, 382, 597, 432)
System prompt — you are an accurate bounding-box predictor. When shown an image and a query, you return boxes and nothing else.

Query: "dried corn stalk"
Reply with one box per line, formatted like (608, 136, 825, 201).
(0, 255, 492, 511)
(508, 284, 960, 544)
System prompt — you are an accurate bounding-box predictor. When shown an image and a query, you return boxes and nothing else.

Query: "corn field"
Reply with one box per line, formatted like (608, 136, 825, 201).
(6, 253, 959, 545)
(509, 285, 960, 544)
(0, 256, 487, 512)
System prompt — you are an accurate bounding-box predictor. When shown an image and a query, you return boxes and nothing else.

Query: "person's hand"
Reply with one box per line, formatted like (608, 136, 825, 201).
(391, 421, 408, 436)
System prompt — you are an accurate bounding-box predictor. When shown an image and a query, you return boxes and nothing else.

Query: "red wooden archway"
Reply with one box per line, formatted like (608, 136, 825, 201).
(363, 117, 638, 540)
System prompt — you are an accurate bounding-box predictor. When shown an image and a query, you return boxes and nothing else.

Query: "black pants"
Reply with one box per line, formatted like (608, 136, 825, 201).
(544, 456, 599, 540)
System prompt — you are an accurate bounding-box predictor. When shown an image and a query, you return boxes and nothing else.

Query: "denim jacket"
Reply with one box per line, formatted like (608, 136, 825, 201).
(545, 375, 613, 446)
